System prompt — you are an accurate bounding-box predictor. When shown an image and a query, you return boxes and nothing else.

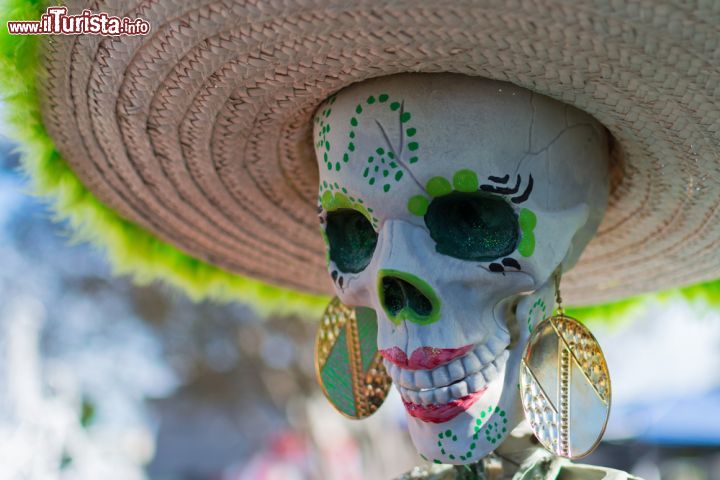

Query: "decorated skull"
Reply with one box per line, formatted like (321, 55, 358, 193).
(313, 73, 610, 464)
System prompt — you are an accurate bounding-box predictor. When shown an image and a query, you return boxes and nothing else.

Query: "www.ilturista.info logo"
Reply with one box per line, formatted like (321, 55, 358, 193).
(7, 6, 150, 36)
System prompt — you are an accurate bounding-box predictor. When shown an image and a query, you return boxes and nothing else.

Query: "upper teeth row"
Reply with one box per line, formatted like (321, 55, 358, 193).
(385, 332, 511, 405)
(392, 350, 509, 406)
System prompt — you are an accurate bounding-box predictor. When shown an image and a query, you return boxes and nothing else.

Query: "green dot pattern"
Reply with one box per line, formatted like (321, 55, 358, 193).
(408, 168, 501, 215)
(519, 208, 537, 230)
(343, 93, 420, 193)
(527, 297, 547, 333)
(452, 169, 479, 192)
(426, 176, 452, 197)
(518, 208, 537, 257)
(436, 414, 489, 462)
(318, 183, 378, 229)
(315, 95, 337, 171)
(437, 428, 470, 463)
(407, 195, 429, 216)
(431, 405, 510, 463)
(483, 406, 509, 445)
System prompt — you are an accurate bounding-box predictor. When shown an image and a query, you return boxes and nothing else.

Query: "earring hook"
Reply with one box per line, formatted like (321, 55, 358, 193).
(553, 267, 564, 316)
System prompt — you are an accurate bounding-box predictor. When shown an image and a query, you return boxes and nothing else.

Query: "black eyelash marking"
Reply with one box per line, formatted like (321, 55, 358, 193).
(502, 258, 521, 270)
(329, 269, 345, 291)
(511, 175, 533, 204)
(481, 175, 521, 195)
(489, 257, 522, 275)
(480, 174, 534, 204)
(488, 174, 510, 184)
(489, 263, 504, 274)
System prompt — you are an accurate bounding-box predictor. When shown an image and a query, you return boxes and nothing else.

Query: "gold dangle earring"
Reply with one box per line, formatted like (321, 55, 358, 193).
(519, 271, 611, 459)
(314, 297, 391, 419)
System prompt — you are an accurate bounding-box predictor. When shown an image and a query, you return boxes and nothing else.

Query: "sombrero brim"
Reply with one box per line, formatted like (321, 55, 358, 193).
(4, 0, 720, 313)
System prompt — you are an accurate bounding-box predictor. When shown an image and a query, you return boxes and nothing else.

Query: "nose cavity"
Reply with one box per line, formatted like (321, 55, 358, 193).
(382, 277, 431, 315)
(378, 270, 441, 326)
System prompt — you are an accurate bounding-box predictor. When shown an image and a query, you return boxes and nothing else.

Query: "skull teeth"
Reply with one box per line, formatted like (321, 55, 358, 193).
(414, 370, 433, 389)
(450, 380, 468, 398)
(434, 386, 450, 404)
(400, 366, 413, 387)
(447, 359, 466, 382)
(390, 347, 510, 406)
(482, 360, 499, 379)
(431, 366, 450, 386)
(419, 390, 434, 405)
(461, 353, 482, 374)
(405, 386, 420, 404)
(477, 345, 495, 364)
(466, 371, 486, 393)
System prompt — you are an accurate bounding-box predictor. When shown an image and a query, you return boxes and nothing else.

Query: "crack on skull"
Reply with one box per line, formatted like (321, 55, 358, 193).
(529, 123, 596, 157)
(373, 103, 427, 194)
(512, 116, 597, 201)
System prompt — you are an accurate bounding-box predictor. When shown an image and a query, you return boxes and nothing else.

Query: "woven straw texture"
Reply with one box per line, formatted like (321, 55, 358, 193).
(36, 0, 720, 306)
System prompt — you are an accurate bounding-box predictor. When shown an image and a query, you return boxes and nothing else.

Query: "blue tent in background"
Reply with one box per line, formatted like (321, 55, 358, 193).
(609, 389, 720, 446)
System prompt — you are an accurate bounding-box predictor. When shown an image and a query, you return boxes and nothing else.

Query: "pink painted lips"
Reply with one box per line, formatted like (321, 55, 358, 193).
(381, 343, 507, 422)
(402, 388, 488, 423)
(379, 345, 474, 370)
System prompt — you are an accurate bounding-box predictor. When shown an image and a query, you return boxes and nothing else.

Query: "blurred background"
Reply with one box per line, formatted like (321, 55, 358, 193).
(0, 125, 719, 479)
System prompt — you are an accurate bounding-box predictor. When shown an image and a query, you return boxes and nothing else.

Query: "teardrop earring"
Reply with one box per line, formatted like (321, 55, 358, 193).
(519, 271, 611, 459)
(315, 297, 391, 419)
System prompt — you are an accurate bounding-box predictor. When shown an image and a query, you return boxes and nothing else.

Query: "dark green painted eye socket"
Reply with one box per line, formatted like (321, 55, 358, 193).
(424, 192, 518, 262)
(325, 209, 378, 273)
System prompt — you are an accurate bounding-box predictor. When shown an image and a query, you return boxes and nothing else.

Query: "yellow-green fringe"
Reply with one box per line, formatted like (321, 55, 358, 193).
(2, 0, 719, 324)
(0, 0, 329, 318)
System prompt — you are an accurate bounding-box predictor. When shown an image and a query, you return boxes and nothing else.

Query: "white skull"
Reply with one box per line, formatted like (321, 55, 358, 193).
(313, 73, 609, 464)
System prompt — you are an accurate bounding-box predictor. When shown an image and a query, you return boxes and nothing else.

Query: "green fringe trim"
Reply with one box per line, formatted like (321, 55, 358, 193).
(570, 279, 720, 327)
(2, 0, 719, 324)
(0, 0, 329, 318)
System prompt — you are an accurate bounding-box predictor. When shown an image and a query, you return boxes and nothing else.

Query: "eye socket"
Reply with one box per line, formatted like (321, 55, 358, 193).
(424, 192, 518, 262)
(325, 209, 378, 273)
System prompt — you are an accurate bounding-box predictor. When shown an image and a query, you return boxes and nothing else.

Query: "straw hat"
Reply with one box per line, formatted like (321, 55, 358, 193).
(6, 0, 720, 313)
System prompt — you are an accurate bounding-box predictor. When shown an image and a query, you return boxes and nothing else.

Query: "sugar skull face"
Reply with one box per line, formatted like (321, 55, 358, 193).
(313, 73, 609, 464)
